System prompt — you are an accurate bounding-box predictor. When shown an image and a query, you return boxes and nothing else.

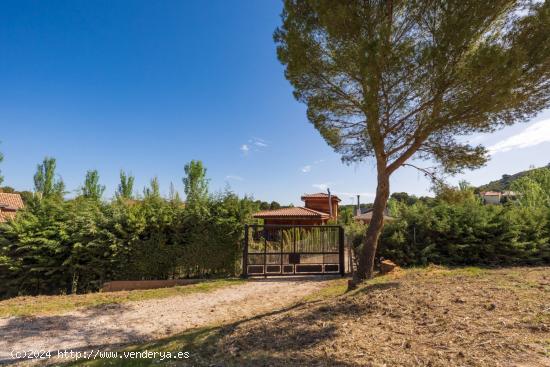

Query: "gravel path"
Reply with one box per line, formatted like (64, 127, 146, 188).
(0, 277, 336, 364)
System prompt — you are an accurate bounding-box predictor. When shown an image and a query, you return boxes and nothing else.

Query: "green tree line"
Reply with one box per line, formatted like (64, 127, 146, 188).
(348, 169, 550, 267)
(0, 158, 259, 298)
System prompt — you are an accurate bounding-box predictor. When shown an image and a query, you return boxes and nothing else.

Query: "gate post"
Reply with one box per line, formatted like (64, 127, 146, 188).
(242, 224, 249, 278)
(338, 226, 345, 277)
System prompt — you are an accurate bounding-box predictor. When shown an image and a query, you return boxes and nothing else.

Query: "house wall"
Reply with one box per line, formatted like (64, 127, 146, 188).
(483, 195, 501, 205)
(303, 198, 339, 220)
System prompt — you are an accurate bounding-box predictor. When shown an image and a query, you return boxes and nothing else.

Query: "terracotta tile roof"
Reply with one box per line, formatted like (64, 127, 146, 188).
(300, 193, 341, 202)
(0, 193, 24, 223)
(0, 193, 24, 210)
(253, 206, 330, 219)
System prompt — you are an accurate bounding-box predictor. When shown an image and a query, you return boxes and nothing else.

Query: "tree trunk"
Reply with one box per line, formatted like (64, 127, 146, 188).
(355, 172, 390, 282)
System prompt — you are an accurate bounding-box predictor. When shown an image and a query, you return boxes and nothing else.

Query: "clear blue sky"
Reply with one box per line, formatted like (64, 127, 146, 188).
(1, 1, 549, 206)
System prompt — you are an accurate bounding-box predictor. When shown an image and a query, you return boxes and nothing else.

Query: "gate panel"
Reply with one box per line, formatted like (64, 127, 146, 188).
(242, 224, 345, 277)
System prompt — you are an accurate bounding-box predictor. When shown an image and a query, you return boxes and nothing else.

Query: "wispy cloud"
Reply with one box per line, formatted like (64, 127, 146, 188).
(312, 183, 332, 191)
(334, 192, 376, 201)
(253, 140, 268, 148)
(225, 175, 244, 181)
(300, 159, 325, 173)
(249, 137, 269, 148)
(489, 119, 550, 154)
(240, 144, 250, 155)
(241, 137, 268, 155)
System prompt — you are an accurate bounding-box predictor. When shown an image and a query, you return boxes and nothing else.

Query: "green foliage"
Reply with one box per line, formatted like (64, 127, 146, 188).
(477, 163, 550, 192)
(33, 157, 65, 199)
(80, 170, 105, 200)
(376, 200, 550, 267)
(338, 206, 354, 225)
(143, 177, 161, 199)
(434, 180, 479, 205)
(275, 0, 550, 171)
(276, 0, 550, 278)
(116, 170, 135, 199)
(511, 168, 550, 208)
(183, 160, 209, 214)
(0, 161, 259, 298)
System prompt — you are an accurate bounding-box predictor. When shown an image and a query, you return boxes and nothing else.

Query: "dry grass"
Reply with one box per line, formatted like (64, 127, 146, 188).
(0, 279, 243, 318)
(69, 266, 550, 367)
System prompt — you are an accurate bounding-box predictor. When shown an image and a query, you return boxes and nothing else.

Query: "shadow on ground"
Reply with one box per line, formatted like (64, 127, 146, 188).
(0, 303, 149, 366)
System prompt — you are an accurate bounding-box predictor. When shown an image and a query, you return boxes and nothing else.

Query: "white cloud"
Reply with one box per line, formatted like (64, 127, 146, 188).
(312, 183, 331, 190)
(300, 159, 325, 173)
(240, 144, 250, 154)
(488, 119, 550, 154)
(241, 137, 268, 155)
(334, 192, 376, 200)
(253, 141, 268, 148)
(225, 175, 244, 181)
(249, 137, 269, 148)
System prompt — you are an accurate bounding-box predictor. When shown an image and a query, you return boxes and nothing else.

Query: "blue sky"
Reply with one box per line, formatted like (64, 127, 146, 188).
(1, 1, 549, 206)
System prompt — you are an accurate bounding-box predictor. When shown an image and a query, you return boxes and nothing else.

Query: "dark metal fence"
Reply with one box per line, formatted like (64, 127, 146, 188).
(242, 224, 345, 277)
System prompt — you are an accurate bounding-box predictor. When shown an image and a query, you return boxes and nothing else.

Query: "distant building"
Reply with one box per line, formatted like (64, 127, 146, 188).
(480, 191, 517, 205)
(253, 192, 340, 225)
(0, 193, 24, 222)
(354, 208, 394, 225)
(481, 191, 501, 205)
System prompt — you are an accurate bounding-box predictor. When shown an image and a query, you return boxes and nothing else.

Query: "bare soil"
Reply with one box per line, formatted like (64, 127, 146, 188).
(212, 267, 550, 367)
(0, 277, 336, 363)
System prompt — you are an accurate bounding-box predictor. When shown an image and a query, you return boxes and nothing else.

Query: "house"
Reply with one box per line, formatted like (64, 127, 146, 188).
(253, 192, 340, 225)
(480, 191, 517, 205)
(354, 208, 394, 225)
(480, 191, 502, 205)
(0, 192, 24, 222)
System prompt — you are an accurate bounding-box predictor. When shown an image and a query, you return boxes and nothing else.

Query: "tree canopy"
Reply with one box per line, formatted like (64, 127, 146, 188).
(33, 157, 65, 199)
(80, 170, 105, 200)
(183, 160, 209, 213)
(116, 170, 135, 200)
(275, 0, 550, 281)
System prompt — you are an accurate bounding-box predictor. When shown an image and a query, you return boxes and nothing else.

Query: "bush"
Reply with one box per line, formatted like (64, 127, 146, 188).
(0, 191, 256, 298)
(376, 200, 550, 267)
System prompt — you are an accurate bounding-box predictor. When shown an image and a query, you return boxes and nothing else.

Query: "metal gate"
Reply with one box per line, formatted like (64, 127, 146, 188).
(242, 224, 345, 277)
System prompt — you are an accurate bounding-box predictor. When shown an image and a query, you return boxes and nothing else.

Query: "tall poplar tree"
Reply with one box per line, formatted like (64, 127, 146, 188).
(33, 157, 65, 199)
(116, 170, 135, 199)
(275, 0, 550, 281)
(80, 170, 105, 200)
(183, 160, 209, 213)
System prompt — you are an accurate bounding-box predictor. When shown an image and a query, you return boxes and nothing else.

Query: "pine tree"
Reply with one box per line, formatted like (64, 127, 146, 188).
(275, 0, 550, 281)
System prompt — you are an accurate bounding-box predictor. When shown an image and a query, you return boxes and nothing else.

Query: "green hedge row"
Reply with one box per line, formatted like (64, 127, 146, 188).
(0, 192, 255, 298)
(349, 201, 550, 267)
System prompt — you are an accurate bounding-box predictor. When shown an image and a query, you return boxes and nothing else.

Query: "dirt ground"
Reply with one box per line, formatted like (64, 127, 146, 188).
(0, 276, 337, 364)
(211, 267, 550, 367)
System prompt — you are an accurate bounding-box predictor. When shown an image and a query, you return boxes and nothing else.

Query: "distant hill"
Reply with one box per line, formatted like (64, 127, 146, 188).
(477, 163, 550, 192)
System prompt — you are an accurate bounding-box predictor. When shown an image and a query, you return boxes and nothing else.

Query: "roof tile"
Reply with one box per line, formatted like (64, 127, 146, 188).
(0, 193, 24, 210)
(253, 206, 330, 218)
(300, 192, 341, 202)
